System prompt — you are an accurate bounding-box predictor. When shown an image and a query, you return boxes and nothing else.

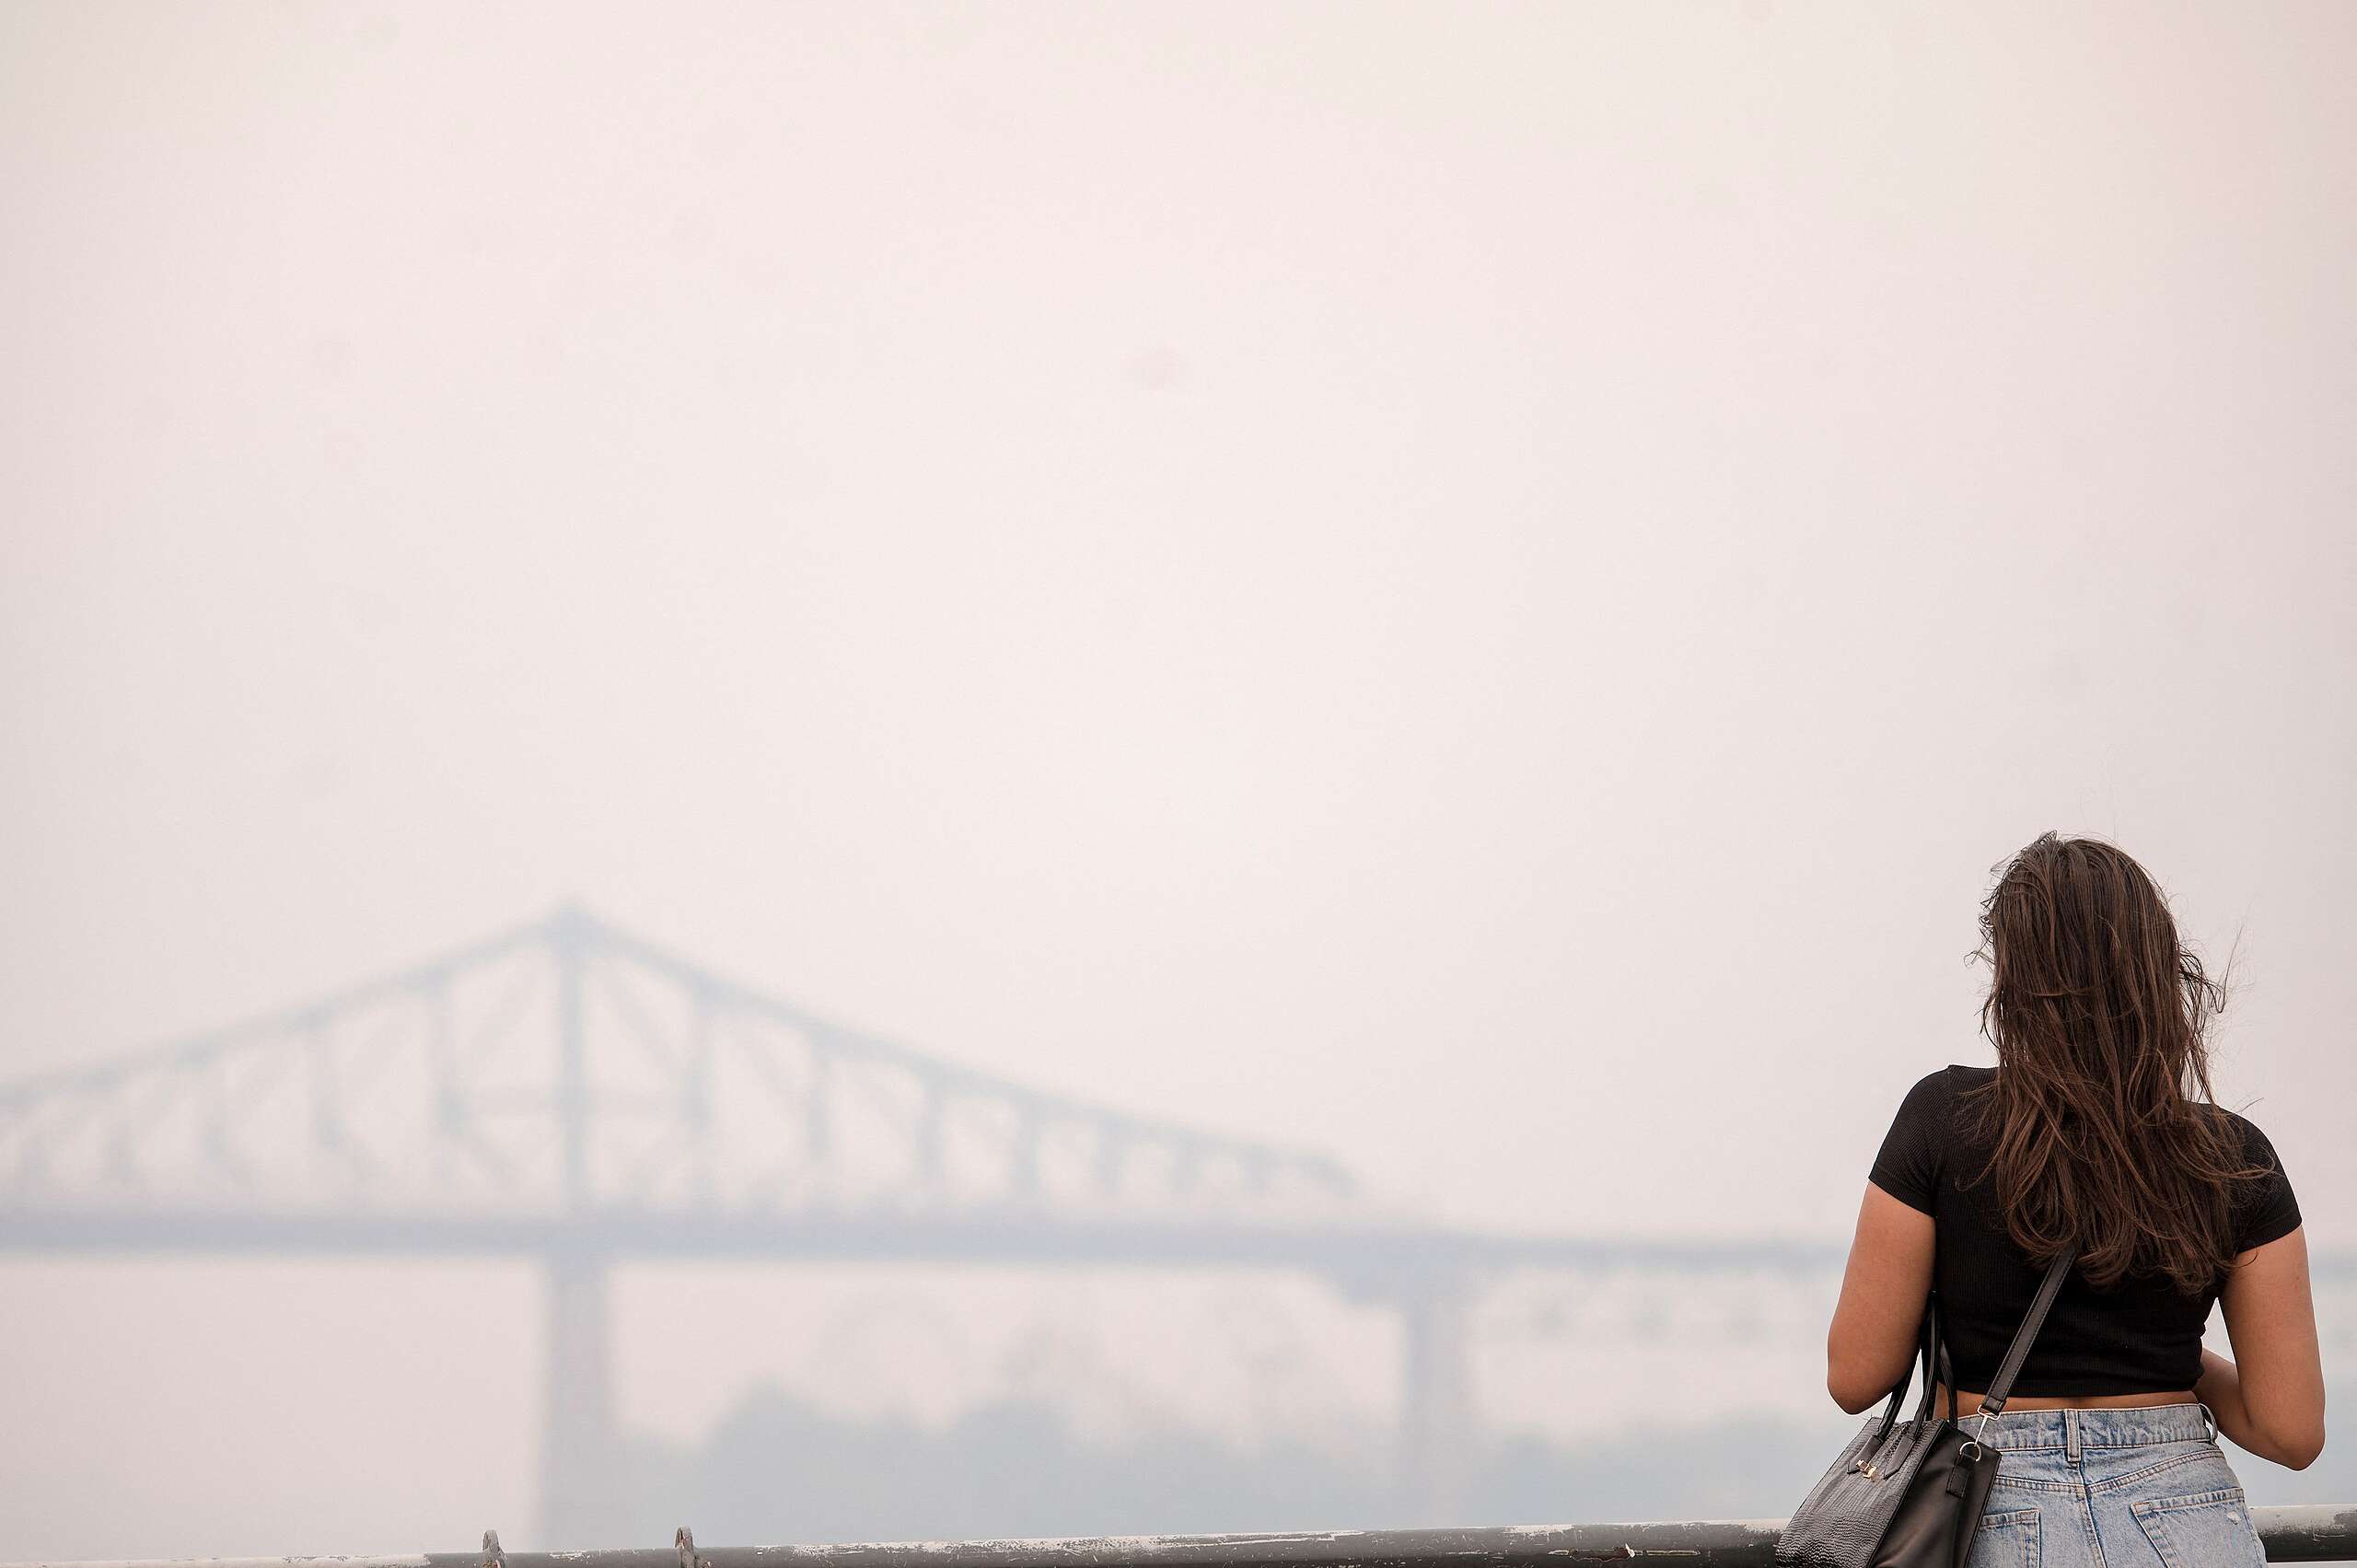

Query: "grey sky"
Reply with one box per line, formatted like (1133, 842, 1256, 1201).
(2, 0, 2352, 1554)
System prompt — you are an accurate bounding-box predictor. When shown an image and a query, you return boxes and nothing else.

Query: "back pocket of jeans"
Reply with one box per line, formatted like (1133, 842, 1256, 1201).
(1967, 1506, 2039, 1568)
(2131, 1485, 2264, 1568)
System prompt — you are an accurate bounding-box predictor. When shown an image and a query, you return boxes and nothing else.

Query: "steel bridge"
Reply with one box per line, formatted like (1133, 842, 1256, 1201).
(0, 908, 1843, 1540)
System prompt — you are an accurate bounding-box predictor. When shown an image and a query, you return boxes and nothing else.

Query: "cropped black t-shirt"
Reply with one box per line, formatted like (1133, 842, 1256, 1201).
(1868, 1064, 2302, 1396)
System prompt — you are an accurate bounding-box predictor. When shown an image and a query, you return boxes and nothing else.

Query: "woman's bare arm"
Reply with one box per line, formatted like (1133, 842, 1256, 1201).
(2200, 1225, 2326, 1469)
(1826, 1180, 1936, 1412)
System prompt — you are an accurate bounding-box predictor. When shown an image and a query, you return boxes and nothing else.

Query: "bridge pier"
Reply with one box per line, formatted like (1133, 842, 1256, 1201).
(540, 1248, 621, 1547)
(1398, 1274, 1475, 1527)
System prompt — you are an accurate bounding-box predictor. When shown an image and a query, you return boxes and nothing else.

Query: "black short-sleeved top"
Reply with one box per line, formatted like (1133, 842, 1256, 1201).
(1868, 1064, 2301, 1396)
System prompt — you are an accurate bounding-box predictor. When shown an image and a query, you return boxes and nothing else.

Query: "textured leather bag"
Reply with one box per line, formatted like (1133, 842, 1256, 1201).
(1777, 1249, 2075, 1568)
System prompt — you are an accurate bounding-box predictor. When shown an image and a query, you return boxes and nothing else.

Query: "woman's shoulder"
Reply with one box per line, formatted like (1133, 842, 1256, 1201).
(2198, 1101, 2302, 1248)
(1885, 1063, 1985, 1140)
(1883, 1065, 1994, 1157)
(1910, 1063, 1992, 1108)
(2198, 1100, 2285, 1167)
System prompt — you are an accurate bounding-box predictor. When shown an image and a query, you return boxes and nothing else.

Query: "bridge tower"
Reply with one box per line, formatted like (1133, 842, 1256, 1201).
(540, 1246, 620, 1543)
(540, 907, 624, 1544)
(1399, 1272, 1476, 1525)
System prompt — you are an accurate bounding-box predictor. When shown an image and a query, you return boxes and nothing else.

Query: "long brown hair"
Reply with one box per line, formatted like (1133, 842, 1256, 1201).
(1956, 831, 2271, 1295)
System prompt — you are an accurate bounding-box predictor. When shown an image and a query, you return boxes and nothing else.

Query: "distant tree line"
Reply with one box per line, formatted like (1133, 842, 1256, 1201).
(605, 1379, 2357, 1548)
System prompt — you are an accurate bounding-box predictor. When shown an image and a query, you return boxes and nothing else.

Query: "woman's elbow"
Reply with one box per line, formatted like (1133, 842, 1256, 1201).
(2270, 1417, 2326, 1470)
(1826, 1365, 1887, 1416)
(2248, 1386, 2328, 1469)
(1824, 1319, 1909, 1414)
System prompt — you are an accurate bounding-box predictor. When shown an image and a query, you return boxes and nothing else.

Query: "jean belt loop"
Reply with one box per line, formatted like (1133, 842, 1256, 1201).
(2063, 1408, 2081, 1463)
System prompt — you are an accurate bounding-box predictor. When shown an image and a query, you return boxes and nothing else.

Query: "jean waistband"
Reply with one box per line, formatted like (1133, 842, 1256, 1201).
(1965, 1401, 2215, 1451)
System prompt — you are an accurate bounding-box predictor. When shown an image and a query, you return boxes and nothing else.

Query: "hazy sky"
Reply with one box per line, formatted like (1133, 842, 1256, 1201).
(2, 0, 2352, 1554)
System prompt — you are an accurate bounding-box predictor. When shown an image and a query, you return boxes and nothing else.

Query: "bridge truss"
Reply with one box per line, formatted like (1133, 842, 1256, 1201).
(0, 908, 1840, 1542)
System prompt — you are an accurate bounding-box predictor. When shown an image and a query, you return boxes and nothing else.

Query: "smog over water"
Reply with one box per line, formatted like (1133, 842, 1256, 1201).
(1, 2, 2352, 1559)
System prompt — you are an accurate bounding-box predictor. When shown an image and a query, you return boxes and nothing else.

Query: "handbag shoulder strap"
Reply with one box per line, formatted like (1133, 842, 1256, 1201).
(1976, 1249, 2076, 1418)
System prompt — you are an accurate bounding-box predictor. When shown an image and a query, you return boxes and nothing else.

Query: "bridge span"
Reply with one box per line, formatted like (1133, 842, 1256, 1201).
(0, 907, 1840, 1540)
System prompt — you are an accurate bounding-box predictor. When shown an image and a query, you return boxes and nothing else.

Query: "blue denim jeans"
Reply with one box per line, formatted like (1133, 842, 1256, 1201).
(1964, 1401, 2265, 1568)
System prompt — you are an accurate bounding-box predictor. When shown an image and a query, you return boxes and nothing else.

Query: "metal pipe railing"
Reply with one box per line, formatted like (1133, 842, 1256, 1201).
(13, 1510, 2357, 1568)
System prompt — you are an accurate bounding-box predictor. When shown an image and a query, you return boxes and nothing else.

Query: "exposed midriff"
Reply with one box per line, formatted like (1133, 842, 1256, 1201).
(1933, 1382, 2199, 1412)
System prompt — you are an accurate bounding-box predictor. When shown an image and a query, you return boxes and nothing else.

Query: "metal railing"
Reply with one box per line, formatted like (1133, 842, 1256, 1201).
(13, 1512, 2357, 1568)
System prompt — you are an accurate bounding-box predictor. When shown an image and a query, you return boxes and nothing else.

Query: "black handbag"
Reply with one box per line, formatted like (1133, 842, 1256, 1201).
(1777, 1249, 2075, 1568)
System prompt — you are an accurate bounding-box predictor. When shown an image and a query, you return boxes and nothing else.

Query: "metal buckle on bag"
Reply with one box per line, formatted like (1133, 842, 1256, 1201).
(1954, 1407, 1995, 1467)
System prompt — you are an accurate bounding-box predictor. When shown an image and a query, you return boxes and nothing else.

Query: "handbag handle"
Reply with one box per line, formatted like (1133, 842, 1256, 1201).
(1872, 1292, 1947, 1441)
(1909, 1290, 1959, 1426)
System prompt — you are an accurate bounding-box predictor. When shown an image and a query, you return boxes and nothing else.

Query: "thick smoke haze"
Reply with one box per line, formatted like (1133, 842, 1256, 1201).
(2, 1, 2351, 1559)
